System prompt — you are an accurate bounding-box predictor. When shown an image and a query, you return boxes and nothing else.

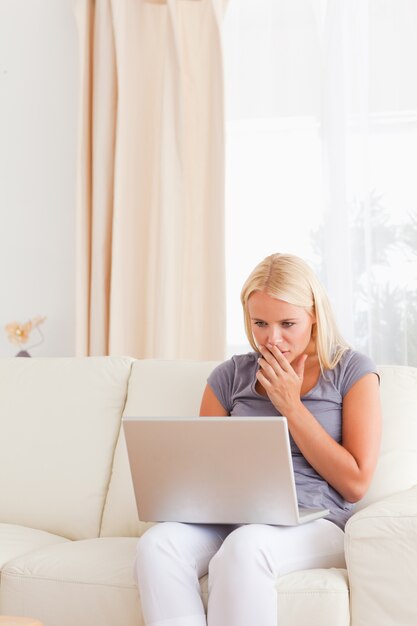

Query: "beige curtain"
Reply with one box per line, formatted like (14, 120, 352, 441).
(74, 0, 228, 360)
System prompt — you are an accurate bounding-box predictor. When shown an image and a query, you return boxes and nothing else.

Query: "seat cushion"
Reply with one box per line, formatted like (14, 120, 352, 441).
(200, 567, 349, 626)
(1, 537, 350, 626)
(0, 523, 69, 570)
(0, 538, 143, 626)
(275, 568, 349, 626)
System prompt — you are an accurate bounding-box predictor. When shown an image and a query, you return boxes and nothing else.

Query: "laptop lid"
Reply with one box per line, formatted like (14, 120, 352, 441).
(123, 416, 329, 526)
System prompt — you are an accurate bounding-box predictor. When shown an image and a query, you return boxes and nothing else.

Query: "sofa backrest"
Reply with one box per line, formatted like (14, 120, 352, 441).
(0, 356, 133, 540)
(100, 359, 219, 537)
(355, 364, 417, 510)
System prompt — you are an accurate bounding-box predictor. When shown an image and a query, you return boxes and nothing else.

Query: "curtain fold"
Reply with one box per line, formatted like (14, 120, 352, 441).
(74, 0, 228, 360)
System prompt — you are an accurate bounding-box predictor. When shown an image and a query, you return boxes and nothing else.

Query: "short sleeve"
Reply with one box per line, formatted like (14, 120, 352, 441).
(207, 358, 236, 413)
(339, 351, 379, 397)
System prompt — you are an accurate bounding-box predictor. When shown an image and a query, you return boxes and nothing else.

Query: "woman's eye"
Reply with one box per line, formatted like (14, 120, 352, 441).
(254, 321, 267, 327)
(282, 322, 294, 328)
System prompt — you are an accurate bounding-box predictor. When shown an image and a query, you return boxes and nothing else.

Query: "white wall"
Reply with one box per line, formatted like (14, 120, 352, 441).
(0, 0, 78, 356)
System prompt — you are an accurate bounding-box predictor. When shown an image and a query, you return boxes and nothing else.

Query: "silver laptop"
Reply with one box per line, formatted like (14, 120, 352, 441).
(123, 416, 329, 526)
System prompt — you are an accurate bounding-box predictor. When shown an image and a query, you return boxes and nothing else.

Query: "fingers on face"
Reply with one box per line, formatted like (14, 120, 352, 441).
(256, 369, 271, 388)
(258, 359, 275, 382)
(260, 344, 288, 372)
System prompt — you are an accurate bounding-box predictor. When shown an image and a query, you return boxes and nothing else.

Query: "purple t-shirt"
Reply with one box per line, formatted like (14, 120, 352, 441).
(207, 348, 378, 530)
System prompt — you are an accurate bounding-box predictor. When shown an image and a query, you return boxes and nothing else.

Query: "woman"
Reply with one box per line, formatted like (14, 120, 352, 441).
(134, 253, 381, 626)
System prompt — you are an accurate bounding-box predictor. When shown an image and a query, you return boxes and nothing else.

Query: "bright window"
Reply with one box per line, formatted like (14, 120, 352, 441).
(224, 0, 417, 365)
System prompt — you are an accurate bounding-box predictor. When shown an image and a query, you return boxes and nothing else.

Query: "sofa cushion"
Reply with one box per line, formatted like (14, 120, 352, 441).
(345, 486, 417, 626)
(1, 537, 349, 626)
(0, 523, 69, 570)
(275, 568, 349, 626)
(0, 537, 143, 626)
(200, 567, 349, 626)
(356, 365, 417, 511)
(100, 359, 219, 537)
(0, 357, 133, 540)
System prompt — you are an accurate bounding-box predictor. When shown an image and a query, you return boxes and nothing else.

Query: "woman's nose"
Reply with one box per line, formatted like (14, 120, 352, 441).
(267, 327, 283, 346)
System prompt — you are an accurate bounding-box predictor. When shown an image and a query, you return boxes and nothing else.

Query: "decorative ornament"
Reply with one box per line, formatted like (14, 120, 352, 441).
(5, 316, 47, 356)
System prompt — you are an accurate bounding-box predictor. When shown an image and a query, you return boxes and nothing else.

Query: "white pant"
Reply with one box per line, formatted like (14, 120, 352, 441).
(134, 520, 345, 626)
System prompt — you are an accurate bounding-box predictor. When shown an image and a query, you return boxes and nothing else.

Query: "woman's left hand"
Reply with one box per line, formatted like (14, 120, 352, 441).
(256, 345, 308, 415)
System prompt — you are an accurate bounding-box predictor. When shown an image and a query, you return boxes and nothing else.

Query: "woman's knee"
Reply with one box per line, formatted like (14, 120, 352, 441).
(210, 524, 272, 571)
(136, 522, 226, 567)
(136, 522, 183, 566)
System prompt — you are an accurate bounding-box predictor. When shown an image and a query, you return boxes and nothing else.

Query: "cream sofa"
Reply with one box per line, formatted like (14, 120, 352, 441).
(0, 357, 416, 626)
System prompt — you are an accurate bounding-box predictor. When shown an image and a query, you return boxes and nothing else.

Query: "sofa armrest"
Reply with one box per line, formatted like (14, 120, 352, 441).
(345, 485, 417, 626)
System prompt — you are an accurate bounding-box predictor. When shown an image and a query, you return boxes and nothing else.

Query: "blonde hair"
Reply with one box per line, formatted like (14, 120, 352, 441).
(240, 253, 350, 371)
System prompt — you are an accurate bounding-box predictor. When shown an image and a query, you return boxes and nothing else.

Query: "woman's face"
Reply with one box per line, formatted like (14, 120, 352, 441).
(247, 290, 316, 363)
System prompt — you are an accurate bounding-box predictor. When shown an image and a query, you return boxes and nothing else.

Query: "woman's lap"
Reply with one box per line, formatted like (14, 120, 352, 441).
(135, 520, 345, 626)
